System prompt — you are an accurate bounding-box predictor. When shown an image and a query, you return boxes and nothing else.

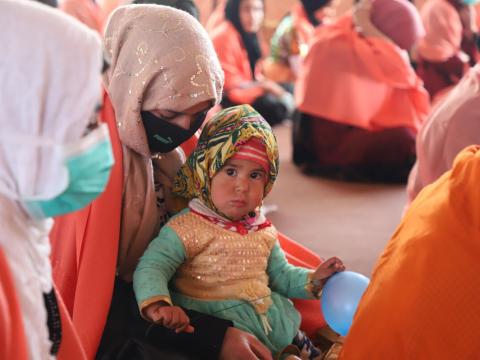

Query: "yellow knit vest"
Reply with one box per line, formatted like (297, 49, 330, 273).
(169, 211, 277, 314)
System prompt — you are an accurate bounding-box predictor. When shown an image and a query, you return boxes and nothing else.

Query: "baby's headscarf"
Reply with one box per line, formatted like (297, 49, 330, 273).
(173, 105, 279, 211)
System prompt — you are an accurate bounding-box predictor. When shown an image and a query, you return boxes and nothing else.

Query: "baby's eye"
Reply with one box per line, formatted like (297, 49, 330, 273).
(225, 167, 237, 176)
(250, 171, 265, 180)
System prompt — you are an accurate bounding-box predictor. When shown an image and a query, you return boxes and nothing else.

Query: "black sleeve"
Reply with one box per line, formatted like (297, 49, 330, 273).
(145, 308, 233, 360)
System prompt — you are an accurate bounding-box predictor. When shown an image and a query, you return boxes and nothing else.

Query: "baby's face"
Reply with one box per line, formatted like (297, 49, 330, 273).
(211, 158, 266, 221)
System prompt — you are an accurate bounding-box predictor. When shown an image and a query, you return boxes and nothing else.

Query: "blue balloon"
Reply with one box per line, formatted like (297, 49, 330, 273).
(321, 271, 370, 336)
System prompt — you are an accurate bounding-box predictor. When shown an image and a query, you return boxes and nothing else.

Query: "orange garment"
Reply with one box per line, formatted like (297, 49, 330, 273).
(51, 93, 124, 360)
(55, 286, 87, 360)
(210, 21, 265, 104)
(291, 3, 319, 54)
(340, 145, 480, 359)
(0, 247, 28, 360)
(60, 0, 104, 33)
(51, 93, 324, 357)
(296, 15, 430, 133)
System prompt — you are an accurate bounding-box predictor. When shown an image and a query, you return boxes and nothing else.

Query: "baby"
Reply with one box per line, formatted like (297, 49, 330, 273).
(134, 104, 345, 359)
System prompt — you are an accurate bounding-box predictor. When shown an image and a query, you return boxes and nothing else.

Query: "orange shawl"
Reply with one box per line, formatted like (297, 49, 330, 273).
(210, 21, 265, 104)
(341, 145, 480, 359)
(0, 248, 28, 360)
(50, 94, 124, 359)
(296, 15, 430, 133)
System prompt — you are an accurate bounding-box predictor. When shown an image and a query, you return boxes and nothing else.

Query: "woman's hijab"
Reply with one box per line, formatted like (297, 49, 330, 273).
(225, 0, 263, 76)
(0, 0, 102, 358)
(102, 4, 224, 279)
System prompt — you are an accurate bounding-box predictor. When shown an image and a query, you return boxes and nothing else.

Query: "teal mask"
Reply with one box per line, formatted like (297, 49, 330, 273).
(24, 123, 114, 219)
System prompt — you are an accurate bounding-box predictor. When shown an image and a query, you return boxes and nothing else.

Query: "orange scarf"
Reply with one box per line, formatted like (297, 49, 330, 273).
(296, 15, 429, 133)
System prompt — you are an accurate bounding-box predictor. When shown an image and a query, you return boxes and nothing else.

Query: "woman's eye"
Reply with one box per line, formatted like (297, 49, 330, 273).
(225, 168, 236, 176)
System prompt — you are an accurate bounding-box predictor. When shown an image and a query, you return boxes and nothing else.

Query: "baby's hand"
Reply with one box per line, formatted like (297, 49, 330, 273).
(145, 302, 194, 333)
(312, 257, 345, 285)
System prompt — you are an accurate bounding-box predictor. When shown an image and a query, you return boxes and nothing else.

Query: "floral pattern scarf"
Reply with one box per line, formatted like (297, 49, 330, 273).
(173, 104, 279, 221)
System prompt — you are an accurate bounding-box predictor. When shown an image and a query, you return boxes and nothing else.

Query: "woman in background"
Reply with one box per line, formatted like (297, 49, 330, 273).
(210, 0, 295, 127)
(294, 0, 429, 183)
(415, 0, 478, 100)
(263, 0, 334, 85)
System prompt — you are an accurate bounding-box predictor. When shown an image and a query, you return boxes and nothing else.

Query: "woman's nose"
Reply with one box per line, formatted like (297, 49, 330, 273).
(172, 115, 193, 130)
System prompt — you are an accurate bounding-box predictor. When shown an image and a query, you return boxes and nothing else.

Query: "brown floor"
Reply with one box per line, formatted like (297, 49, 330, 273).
(265, 123, 408, 276)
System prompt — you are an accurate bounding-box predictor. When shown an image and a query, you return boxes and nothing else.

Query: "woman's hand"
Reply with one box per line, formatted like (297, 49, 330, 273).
(144, 302, 194, 333)
(220, 327, 273, 360)
(312, 257, 346, 285)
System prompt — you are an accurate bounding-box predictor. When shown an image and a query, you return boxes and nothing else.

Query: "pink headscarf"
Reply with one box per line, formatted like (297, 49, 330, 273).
(371, 0, 425, 51)
(407, 64, 480, 205)
(416, 0, 463, 61)
(103, 4, 224, 280)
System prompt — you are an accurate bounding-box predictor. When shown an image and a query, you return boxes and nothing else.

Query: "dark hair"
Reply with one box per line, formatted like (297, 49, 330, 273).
(132, 0, 200, 20)
(300, 0, 332, 26)
(225, 0, 263, 77)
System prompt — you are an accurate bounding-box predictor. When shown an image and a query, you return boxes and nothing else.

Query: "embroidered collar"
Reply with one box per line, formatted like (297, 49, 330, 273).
(188, 198, 271, 235)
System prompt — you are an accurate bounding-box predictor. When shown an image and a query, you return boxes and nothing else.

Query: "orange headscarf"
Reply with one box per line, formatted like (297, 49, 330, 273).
(295, 15, 430, 133)
(341, 145, 480, 359)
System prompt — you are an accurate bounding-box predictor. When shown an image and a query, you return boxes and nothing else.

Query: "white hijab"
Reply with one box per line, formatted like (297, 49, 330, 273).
(0, 0, 102, 358)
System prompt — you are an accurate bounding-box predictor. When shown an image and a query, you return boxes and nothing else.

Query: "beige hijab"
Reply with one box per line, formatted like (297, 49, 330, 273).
(102, 4, 224, 280)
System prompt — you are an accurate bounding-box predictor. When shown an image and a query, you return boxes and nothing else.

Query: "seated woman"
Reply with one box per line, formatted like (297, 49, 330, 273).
(340, 145, 480, 359)
(210, 0, 294, 127)
(50, 4, 324, 359)
(406, 64, 480, 204)
(294, 0, 429, 183)
(415, 0, 478, 100)
(263, 0, 334, 85)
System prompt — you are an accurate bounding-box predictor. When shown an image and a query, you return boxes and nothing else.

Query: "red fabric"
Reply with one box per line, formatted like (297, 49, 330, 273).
(231, 137, 270, 174)
(296, 15, 430, 134)
(210, 21, 265, 104)
(278, 232, 326, 336)
(55, 285, 87, 360)
(0, 247, 29, 360)
(51, 92, 124, 360)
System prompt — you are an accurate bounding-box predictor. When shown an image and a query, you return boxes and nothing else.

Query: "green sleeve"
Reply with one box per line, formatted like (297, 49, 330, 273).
(133, 225, 186, 306)
(267, 241, 313, 299)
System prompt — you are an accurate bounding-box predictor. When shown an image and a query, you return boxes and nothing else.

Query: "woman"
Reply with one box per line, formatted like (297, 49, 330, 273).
(341, 145, 480, 358)
(416, 0, 478, 100)
(406, 64, 480, 204)
(264, 0, 334, 84)
(210, 0, 294, 126)
(49, 4, 278, 360)
(0, 0, 108, 359)
(294, 0, 429, 183)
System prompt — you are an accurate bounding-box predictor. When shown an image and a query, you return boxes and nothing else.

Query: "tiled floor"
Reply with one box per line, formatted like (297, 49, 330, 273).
(265, 122, 408, 276)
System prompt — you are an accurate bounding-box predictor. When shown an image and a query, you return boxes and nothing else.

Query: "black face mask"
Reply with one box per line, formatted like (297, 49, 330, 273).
(140, 110, 207, 154)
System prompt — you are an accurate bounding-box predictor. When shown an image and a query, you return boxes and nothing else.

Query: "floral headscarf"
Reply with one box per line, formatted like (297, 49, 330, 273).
(173, 105, 279, 212)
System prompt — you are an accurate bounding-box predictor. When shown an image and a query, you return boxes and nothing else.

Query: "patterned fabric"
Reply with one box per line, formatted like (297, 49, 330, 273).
(173, 105, 279, 215)
(189, 198, 271, 235)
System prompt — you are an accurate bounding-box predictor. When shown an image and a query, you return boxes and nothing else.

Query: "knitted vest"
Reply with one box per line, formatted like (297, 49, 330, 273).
(169, 211, 277, 315)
